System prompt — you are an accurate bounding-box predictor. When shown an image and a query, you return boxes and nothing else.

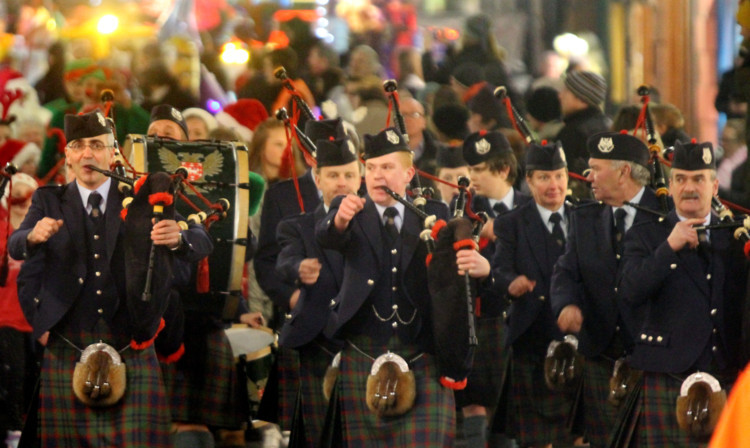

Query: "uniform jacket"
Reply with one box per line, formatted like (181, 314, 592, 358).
(255, 171, 321, 311)
(551, 188, 662, 357)
(8, 180, 212, 341)
(315, 195, 449, 344)
(493, 200, 568, 347)
(619, 211, 747, 373)
(276, 204, 343, 348)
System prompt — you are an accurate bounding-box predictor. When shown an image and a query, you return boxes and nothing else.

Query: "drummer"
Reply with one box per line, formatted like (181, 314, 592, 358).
(147, 104, 264, 448)
(275, 136, 361, 447)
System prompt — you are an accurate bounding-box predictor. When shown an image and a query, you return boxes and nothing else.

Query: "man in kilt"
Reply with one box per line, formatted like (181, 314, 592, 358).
(619, 139, 748, 447)
(456, 130, 529, 447)
(8, 110, 213, 447)
(551, 131, 663, 447)
(492, 140, 579, 447)
(275, 135, 361, 447)
(316, 127, 491, 446)
(147, 104, 261, 448)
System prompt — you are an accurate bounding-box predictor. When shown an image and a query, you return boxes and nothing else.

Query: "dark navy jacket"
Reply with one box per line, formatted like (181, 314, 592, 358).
(551, 188, 662, 357)
(276, 204, 343, 349)
(8, 180, 212, 341)
(493, 200, 569, 348)
(255, 171, 321, 312)
(619, 211, 748, 373)
(316, 195, 449, 348)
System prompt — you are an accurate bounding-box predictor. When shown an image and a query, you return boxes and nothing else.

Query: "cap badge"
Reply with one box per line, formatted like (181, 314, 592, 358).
(702, 147, 712, 164)
(475, 138, 491, 155)
(96, 112, 106, 128)
(558, 146, 566, 162)
(171, 108, 183, 121)
(597, 137, 614, 153)
(347, 140, 357, 155)
(386, 130, 400, 144)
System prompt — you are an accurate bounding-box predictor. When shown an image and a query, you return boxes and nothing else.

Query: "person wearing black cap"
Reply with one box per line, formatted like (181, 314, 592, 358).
(434, 144, 470, 208)
(526, 86, 564, 141)
(467, 84, 512, 133)
(456, 130, 529, 447)
(147, 104, 190, 140)
(493, 140, 579, 448)
(619, 139, 748, 446)
(254, 118, 346, 432)
(556, 70, 611, 178)
(8, 111, 212, 447)
(551, 131, 664, 447)
(316, 127, 488, 445)
(275, 136, 361, 447)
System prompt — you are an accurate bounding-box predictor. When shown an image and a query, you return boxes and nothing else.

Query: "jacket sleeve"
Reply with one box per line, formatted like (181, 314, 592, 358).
(9, 189, 47, 261)
(254, 189, 297, 308)
(276, 217, 305, 286)
(315, 195, 352, 252)
(618, 224, 679, 308)
(491, 212, 521, 296)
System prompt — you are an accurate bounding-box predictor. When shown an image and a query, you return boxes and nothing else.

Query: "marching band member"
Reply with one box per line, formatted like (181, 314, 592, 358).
(619, 140, 748, 447)
(457, 130, 529, 447)
(552, 131, 662, 446)
(316, 127, 489, 445)
(8, 110, 212, 447)
(492, 140, 578, 448)
(275, 136, 361, 447)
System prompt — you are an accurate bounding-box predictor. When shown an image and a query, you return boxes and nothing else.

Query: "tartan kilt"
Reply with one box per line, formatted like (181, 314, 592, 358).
(581, 356, 623, 447)
(277, 345, 301, 431)
(635, 371, 735, 448)
(454, 316, 508, 408)
(297, 341, 338, 448)
(510, 348, 577, 446)
(162, 327, 242, 428)
(39, 332, 171, 447)
(337, 338, 456, 447)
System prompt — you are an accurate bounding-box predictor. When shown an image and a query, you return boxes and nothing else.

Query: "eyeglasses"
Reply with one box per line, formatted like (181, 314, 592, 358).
(67, 140, 111, 152)
(403, 112, 424, 119)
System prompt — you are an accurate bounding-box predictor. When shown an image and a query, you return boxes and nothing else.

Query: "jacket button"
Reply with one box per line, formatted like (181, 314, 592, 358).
(367, 279, 374, 286)
(710, 308, 717, 316)
(713, 328, 718, 334)
(97, 308, 104, 314)
(94, 253, 100, 259)
(95, 272, 101, 277)
(78, 278, 84, 284)
(641, 333, 647, 340)
(539, 295, 545, 301)
(391, 249, 398, 255)
(615, 326, 620, 332)
(391, 322, 398, 328)
(614, 287, 618, 293)
(648, 336, 653, 342)
(33, 297, 39, 304)
(96, 290, 102, 295)
(285, 313, 292, 319)
(616, 254, 621, 260)
(392, 304, 398, 310)
(670, 263, 677, 269)
(392, 286, 397, 291)
(712, 346, 718, 352)
(94, 235, 100, 240)
(330, 299, 336, 307)
(657, 336, 663, 342)
(391, 267, 397, 273)
(706, 274, 712, 280)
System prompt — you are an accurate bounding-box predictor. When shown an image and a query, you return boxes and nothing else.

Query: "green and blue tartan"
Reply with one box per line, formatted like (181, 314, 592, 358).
(510, 348, 578, 447)
(296, 341, 337, 448)
(161, 327, 242, 428)
(581, 355, 626, 447)
(454, 316, 508, 408)
(337, 337, 456, 447)
(39, 331, 171, 447)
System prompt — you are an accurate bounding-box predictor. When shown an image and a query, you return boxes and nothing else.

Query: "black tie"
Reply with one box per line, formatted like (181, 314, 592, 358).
(88, 192, 103, 223)
(614, 208, 627, 255)
(550, 212, 565, 247)
(383, 207, 400, 243)
(493, 202, 508, 217)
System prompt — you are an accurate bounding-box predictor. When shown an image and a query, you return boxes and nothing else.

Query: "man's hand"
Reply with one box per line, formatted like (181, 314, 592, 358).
(240, 312, 266, 328)
(667, 218, 704, 251)
(299, 258, 322, 285)
(289, 289, 301, 310)
(151, 219, 182, 249)
(508, 275, 536, 298)
(456, 249, 490, 279)
(38, 331, 49, 346)
(333, 194, 366, 232)
(557, 305, 583, 333)
(27, 218, 63, 246)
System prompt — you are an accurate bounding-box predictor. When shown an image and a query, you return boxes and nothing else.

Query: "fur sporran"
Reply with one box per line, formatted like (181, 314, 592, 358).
(72, 343, 127, 407)
(365, 352, 416, 417)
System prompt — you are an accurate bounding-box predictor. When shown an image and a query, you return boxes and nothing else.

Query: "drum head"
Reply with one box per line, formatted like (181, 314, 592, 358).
(225, 324, 275, 358)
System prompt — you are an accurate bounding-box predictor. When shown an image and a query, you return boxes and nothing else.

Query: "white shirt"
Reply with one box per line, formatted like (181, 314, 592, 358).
(76, 177, 112, 216)
(488, 188, 515, 213)
(612, 186, 646, 233)
(536, 203, 567, 237)
(375, 201, 406, 232)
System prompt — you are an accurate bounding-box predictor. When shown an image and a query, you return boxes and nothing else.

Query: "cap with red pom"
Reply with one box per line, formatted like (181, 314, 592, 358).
(215, 99, 269, 142)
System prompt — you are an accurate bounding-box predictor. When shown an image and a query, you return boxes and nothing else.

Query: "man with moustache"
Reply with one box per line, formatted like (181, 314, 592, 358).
(551, 131, 663, 447)
(457, 130, 530, 447)
(275, 136, 361, 447)
(493, 141, 578, 447)
(619, 140, 748, 446)
(316, 127, 490, 445)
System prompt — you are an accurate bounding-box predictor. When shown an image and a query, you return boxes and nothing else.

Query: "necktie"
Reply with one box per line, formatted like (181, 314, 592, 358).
(383, 207, 400, 243)
(614, 208, 627, 255)
(88, 192, 103, 223)
(550, 212, 565, 247)
(493, 202, 508, 216)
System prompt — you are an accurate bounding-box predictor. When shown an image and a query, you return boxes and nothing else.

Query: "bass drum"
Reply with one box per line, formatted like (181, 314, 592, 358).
(125, 135, 250, 316)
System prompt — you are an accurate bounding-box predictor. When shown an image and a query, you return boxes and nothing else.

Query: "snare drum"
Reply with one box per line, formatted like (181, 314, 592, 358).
(125, 135, 250, 300)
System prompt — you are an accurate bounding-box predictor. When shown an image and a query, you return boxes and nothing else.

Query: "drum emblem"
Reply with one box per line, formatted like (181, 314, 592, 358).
(158, 148, 224, 189)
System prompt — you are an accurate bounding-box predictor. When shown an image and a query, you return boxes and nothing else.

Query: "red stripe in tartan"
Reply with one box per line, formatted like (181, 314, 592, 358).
(637, 372, 705, 447)
(581, 356, 625, 446)
(277, 346, 301, 431)
(337, 345, 456, 446)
